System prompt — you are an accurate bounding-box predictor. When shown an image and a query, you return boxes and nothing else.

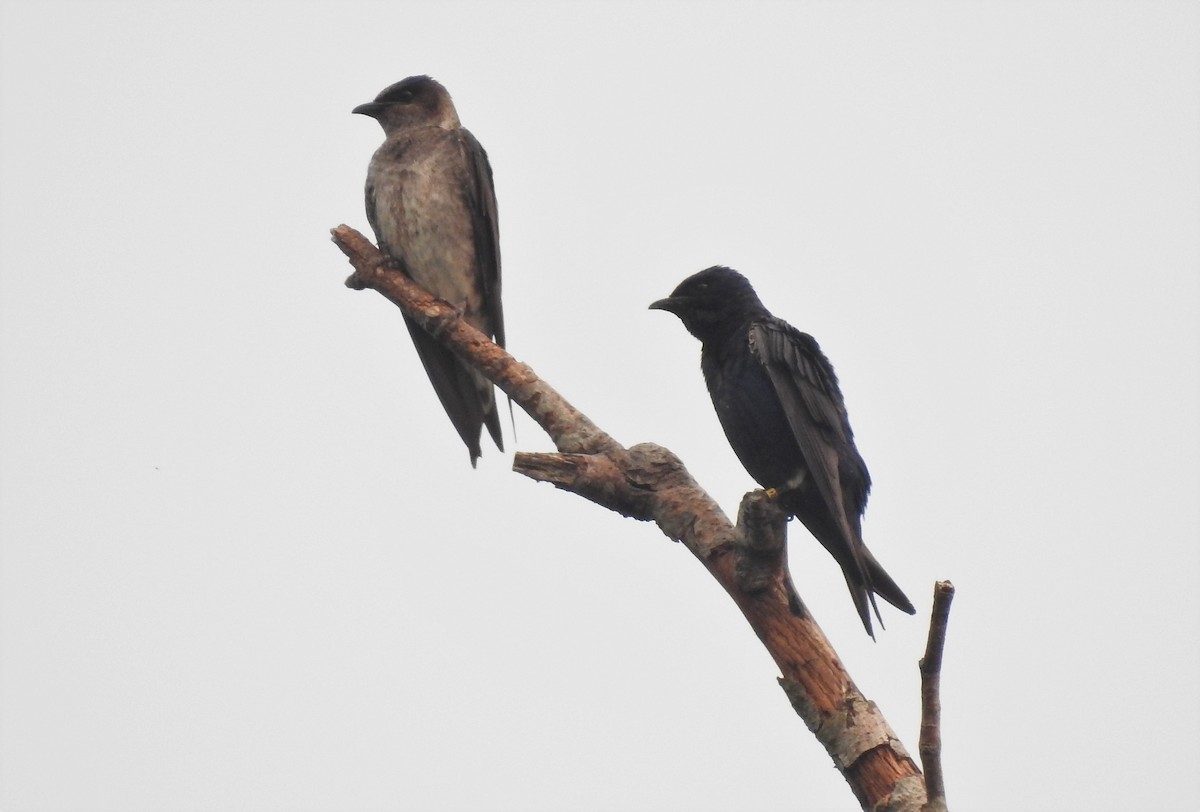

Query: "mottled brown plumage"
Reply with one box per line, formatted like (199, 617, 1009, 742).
(354, 76, 504, 466)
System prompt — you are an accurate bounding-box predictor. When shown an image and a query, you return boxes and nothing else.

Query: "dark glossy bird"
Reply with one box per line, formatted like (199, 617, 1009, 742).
(650, 266, 914, 637)
(354, 75, 504, 466)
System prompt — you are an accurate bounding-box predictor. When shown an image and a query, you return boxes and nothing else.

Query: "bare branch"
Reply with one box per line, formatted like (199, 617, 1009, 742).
(919, 580, 956, 812)
(333, 224, 930, 811)
(332, 224, 619, 457)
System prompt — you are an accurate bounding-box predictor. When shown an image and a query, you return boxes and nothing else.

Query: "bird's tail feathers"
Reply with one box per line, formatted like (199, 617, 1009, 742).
(403, 317, 497, 466)
(844, 574, 880, 640)
(831, 533, 914, 638)
(483, 392, 504, 455)
(861, 546, 916, 616)
(504, 395, 517, 445)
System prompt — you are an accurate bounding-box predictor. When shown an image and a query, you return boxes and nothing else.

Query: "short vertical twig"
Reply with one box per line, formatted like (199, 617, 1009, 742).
(919, 581, 955, 812)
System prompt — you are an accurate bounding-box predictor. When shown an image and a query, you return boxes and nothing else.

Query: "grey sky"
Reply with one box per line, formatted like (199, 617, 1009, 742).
(2, 2, 1197, 810)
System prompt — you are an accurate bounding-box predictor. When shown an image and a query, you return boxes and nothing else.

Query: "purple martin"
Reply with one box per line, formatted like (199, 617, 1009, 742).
(354, 76, 504, 466)
(651, 266, 915, 637)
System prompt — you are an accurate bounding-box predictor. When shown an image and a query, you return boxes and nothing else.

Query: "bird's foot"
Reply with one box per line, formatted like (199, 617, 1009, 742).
(766, 472, 807, 501)
(375, 256, 405, 274)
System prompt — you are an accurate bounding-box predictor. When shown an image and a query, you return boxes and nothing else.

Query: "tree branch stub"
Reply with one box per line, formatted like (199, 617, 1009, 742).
(919, 580, 955, 812)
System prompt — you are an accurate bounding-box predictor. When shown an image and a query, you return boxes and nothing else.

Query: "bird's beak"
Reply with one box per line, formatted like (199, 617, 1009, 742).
(352, 102, 384, 117)
(649, 296, 682, 314)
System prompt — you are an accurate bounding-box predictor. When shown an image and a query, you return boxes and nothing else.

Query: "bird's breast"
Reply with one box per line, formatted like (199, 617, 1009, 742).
(368, 134, 486, 323)
(702, 339, 808, 491)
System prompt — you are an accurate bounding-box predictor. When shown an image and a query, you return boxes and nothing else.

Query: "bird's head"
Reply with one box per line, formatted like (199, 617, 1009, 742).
(352, 75, 460, 134)
(650, 266, 766, 342)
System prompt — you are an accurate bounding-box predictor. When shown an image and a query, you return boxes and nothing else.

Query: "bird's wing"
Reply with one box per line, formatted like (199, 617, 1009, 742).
(458, 130, 504, 349)
(364, 176, 382, 249)
(748, 319, 854, 528)
(402, 315, 488, 466)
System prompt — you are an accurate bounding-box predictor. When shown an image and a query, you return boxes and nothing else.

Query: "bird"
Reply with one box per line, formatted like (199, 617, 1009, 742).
(353, 75, 505, 467)
(650, 266, 914, 637)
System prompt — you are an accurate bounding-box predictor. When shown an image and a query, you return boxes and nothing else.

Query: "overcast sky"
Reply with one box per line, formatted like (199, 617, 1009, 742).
(2, 2, 1198, 810)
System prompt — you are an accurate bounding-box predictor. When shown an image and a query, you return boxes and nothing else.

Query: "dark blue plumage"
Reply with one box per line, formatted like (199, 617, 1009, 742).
(651, 266, 914, 637)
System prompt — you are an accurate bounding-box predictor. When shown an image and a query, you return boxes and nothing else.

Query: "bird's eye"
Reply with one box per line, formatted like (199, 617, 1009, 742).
(380, 88, 415, 104)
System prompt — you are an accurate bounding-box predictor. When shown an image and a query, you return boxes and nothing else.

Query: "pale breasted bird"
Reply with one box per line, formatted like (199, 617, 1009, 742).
(354, 75, 504, 466)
